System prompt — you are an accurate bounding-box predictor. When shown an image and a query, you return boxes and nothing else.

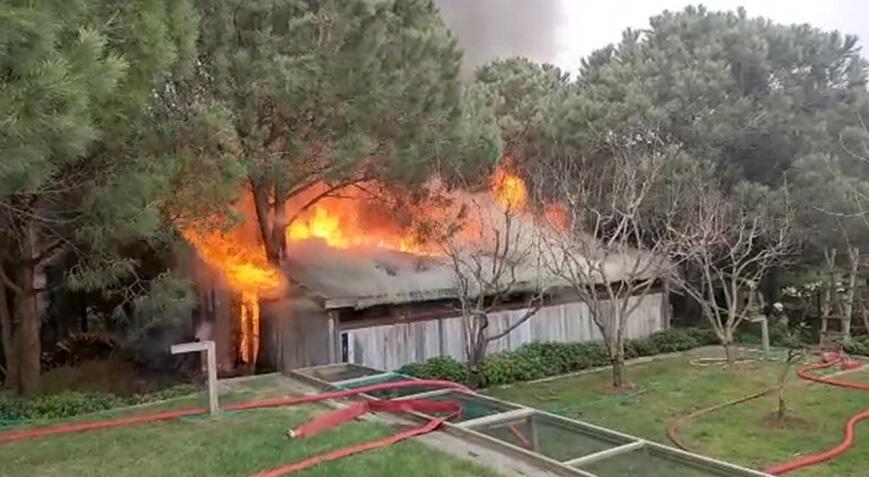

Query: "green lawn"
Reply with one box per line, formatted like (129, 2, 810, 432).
(486, 347, 869, 477)
(0, 376, 500, 477)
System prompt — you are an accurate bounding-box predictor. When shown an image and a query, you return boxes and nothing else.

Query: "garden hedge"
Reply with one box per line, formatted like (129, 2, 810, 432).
(399, 326, 719, 387)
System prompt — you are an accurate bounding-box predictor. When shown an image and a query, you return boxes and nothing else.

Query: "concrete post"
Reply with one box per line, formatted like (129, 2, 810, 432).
(171, 340, 219, 414)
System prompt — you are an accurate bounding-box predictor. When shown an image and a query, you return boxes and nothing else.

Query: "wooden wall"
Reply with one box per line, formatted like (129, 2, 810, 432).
(261, 294, 334, 372)
(343, 293, 666, 371)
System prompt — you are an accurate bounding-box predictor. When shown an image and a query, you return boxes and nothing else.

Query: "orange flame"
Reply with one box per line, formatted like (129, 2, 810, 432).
(285, 189, 430, 254)
(491, 165, 528, 210)
(181, 227, 283, 365)
(182, 161, 551, 367)
(239, 291, 260, 365)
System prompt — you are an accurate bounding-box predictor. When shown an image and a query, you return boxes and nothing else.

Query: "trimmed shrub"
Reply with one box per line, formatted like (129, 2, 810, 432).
(685, 327, 719, 346)
(481, 351, 549, 386)
(626, 337, 659, 358)
(398, 356, 469, 384)
(649, 328, 700, 353)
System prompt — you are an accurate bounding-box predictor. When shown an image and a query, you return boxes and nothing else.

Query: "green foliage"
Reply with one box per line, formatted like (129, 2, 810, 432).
(0, 384, 200, 423)
(117, 272, 195, 337)
(398, 356, 469, 384)
(625, 337, 659, 359)
(566, 5, 867, 186)
(401, 327, 714, 387)
(649, 328, 706, 353)
(186, 0, 472, 260)
(843, 338, 869, 357)
(0, 391, 120, 422)
(480, 352, 545, 386)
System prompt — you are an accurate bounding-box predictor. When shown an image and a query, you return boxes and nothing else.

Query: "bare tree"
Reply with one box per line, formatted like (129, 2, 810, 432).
(668, 178, 793, 364)
(433, 193, 548, 387)
(539, 142, 676, 388)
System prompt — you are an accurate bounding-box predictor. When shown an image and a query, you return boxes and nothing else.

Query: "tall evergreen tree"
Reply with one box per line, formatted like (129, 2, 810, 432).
(566, 5, 867, 186)
(474, 58, 569, 171)
(191, 0, 466, 264)
(0, 0, 200, 394)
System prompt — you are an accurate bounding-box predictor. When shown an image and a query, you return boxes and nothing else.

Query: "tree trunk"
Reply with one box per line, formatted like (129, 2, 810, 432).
(250, 180, 281, 265)
(466, 341, 486, 388)
(723, 329, 736, 365)
(776, 380, 786, 426)
(777, 350, 798, 427)
(0, 287, 18, 389)
(13, 264, 40, 396)
(611, 354, 625, 388)
(465, 314, 488, 388)
(819, 249, 837, 342)
(842, 248, 860, 344)
(862, 307, 869, 338)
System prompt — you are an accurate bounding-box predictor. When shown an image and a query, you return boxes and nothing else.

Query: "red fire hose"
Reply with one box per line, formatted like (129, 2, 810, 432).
(0, 379, 467, 476)
(764, 352, 869, 475)
(250, 398, 463, 477)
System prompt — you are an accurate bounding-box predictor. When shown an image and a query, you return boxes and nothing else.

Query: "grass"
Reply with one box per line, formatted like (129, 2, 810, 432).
(486, 347, 869, 477)
(0, 375, 501, 477)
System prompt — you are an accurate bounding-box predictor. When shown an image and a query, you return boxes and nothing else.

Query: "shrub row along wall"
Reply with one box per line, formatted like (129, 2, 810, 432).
(399, 327, 719, 387)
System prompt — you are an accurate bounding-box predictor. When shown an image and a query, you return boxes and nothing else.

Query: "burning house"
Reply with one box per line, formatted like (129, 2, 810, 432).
(183, 168, 670, 374)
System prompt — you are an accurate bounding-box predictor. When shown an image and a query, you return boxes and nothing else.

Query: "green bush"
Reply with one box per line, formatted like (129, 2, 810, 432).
(481, 350, 549, 386)
(0, 391, 120, 422)
(844, 338, 869, 357)
(626, 337, 659, 358)
(649, 328, 700, 353)
(401, 327, 714, 388)
(685, 327, 719, 346)
(0, 383, 201, 423)
(398, 356, 469, 384)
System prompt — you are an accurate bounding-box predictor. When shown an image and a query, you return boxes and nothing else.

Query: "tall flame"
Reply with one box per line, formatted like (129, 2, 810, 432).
(182, 227, 284, 365)
(491, 165, 528, 210)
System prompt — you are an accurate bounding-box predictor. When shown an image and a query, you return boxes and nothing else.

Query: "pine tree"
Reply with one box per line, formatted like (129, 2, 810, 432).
(190, 0, 466, 263)
(0, 0, 199, 395)
(568, 5, 868, 186)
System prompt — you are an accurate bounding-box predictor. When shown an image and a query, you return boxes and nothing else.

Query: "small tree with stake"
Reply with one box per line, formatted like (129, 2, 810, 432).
(774, 311, 808, 427)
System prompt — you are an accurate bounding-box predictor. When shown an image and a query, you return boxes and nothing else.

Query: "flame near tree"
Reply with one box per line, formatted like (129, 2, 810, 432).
(183, 164, 547, 366)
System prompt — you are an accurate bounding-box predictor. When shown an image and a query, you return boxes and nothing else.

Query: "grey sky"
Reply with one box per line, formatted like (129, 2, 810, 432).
(435, 1, 869, 75)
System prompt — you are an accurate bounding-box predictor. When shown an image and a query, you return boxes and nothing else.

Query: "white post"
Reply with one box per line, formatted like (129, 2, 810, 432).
(749, 316, 770, 360)
(171, 341, 219, 414)
(760, 318, 770, 360)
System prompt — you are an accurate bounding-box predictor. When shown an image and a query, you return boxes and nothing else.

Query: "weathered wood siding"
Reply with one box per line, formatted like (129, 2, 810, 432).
(344, 293, 666, 371)
(262, 295, 333, 371)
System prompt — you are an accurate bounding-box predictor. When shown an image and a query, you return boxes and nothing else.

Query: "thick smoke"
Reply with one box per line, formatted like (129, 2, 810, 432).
(434, 0, 566, 78)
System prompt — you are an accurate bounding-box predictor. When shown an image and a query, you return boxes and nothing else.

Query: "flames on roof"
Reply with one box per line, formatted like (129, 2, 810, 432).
(181, 164, 545, 362)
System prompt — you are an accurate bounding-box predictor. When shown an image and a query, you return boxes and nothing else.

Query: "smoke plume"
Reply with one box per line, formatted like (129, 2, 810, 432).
(434, 0, 566, 78)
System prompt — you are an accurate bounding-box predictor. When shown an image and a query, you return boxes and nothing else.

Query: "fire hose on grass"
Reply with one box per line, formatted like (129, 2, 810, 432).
(668, 350, 869, 475)
(764, 351, 868, 475)
(0, 379, 469, 476)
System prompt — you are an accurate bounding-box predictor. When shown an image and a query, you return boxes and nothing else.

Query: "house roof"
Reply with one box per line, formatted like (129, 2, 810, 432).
(283, 198, 662, 310)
